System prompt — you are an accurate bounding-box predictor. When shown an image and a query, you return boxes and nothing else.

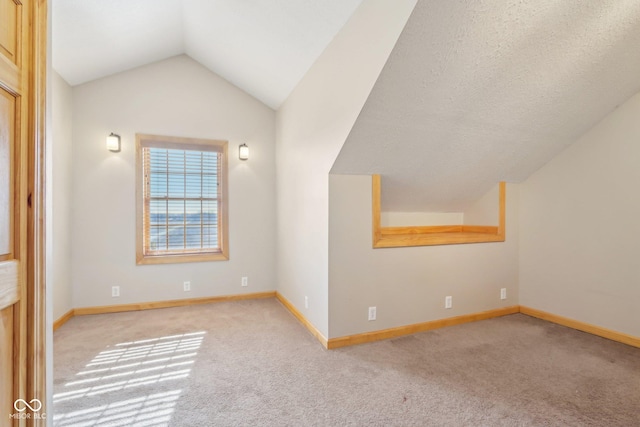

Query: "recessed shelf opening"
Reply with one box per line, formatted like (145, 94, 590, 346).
(371, 175, 506, 248)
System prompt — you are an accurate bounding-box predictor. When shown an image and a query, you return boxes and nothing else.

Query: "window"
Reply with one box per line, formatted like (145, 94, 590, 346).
(136, 134, 228, 264)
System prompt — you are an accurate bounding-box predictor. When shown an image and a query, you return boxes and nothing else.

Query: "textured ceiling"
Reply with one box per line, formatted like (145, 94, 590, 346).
(332, 0, 640, 212)
(52, 0, 362, 109)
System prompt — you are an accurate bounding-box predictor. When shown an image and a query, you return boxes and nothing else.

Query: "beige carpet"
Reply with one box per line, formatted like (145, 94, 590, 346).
(53, 298, 640, 426)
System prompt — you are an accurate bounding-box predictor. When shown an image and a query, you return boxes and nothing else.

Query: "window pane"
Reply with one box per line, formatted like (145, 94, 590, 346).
(149, 199, 167, 225)
(202, 199, 217, 219)
(185, 225, 202, 249)
(184, 151, 203, 173)
(166, 149, 185, 172)
(149, 172, 168, 198)
(168, 225, 185, 250)
(185, 173, 202, 198)
(168, 173, 185, 198)
(149, 149, 168, 173)
(202, 225, 218, 247)
(140, 139, 226, 261)
(149, 225, 167, 251)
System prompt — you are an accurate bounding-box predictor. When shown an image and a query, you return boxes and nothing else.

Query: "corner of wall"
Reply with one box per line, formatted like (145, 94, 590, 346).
(275, 0, 417, 338)
(51, 70, 74, 321)
(463, 184, 500, 226)
(518, 92, 640, 337)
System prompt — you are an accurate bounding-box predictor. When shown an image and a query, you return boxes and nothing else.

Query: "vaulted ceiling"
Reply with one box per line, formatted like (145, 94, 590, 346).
(52, 0, 362, 109)
(53, 1, 640, 213)
(332, 0, 640, 212)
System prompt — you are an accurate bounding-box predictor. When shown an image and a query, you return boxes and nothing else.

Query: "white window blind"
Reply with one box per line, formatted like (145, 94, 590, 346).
(143, 147, 222, 255)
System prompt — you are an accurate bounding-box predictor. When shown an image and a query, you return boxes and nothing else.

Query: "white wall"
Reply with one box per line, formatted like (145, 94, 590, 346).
(71, 55, 276, 308)
(51, 71, 74, 319)
(519, 92, 640, 337)
(275, 0, 417, 337)
(464, 184, 499, 226)
(379, 184, 500, 227)
(328, 175, 519, 338)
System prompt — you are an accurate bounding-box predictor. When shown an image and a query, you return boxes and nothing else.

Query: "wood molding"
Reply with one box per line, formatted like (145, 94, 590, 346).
(55, 298, 640, 353)
(0, 260, 19, 309)
(372, 176, 506, 248)
(371, 174, 381, 245)
(327, 306, 520, 349)
(0, 53, 20, 94)
(519, 306, 640, 349)
(497, 181, 506, 237)
(375, 232, 506, 248)
(74, 292, 276, 316)
(462, 225, 500, 234)
(381, 225, 464, 235)
(53, 309, 74, 331)
(275, 292, 328, 349)
(28, 0, 49, 423)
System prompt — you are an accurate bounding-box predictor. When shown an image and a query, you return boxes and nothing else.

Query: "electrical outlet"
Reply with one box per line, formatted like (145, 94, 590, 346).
(500, 288, 507, 300)
(368, 306, 377, 321)
(445, 296, 452, 309)
(112, 286, 120, 297)
(304, 296, 309, 309)
(183, 281, 191, 292)
(241, 277, 248, 287)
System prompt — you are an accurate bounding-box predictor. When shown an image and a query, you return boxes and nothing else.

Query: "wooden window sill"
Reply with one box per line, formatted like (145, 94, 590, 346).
(372, 176, 505, 248)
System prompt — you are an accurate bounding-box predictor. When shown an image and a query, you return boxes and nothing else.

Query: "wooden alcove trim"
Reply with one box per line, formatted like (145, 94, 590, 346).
(372, 175, 506, 248)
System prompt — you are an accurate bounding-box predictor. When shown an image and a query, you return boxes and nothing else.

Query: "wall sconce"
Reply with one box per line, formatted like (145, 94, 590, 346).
(239, 143, 249, 161)
(106, 133, 121, 152)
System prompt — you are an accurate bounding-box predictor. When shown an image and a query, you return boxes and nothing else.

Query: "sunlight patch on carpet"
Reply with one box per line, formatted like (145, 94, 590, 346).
(53, 331, 205, 426)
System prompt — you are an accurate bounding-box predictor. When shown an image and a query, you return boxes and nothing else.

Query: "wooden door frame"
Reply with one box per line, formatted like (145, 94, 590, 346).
(0, 0, 46, 423)
(26, 0, 47, 422)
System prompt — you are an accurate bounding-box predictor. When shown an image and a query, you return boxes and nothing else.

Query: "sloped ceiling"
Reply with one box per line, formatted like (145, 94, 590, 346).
(52, 0, 363, 109)
(332, 0, 640, 212)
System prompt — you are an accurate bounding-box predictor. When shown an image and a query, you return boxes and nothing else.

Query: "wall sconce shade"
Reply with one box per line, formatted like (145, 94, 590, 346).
(239, 143, 249, 160)
(106, 133, 121, 152)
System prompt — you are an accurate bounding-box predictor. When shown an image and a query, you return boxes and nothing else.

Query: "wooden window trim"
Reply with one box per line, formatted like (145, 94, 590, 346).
(136, 134, 229, 264)
(372, 175, 505, 248)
